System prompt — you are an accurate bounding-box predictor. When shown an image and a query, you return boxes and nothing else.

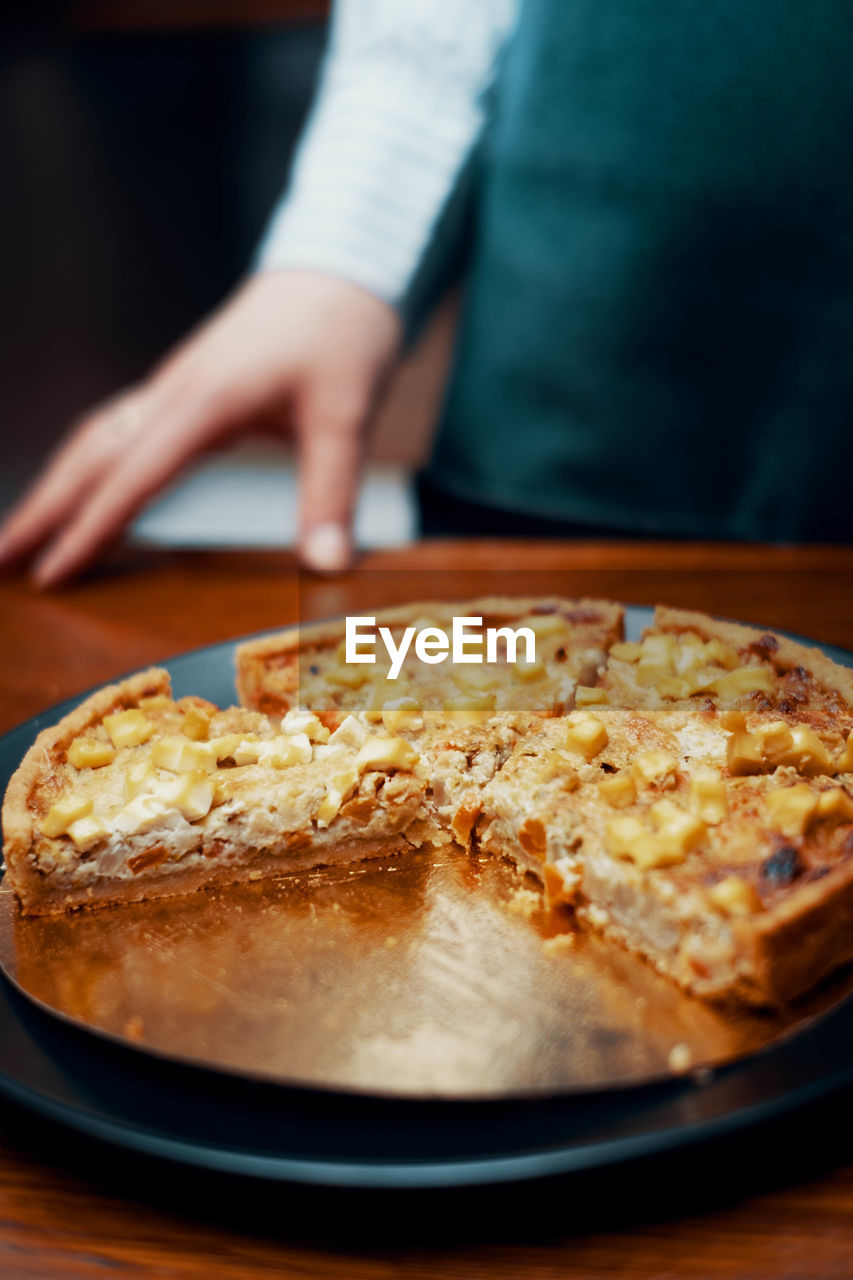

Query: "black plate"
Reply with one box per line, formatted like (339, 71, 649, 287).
(2, 607, 853, 1188)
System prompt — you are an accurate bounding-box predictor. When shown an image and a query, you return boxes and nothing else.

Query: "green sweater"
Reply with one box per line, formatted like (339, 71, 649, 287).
(426, 0, 853, 539)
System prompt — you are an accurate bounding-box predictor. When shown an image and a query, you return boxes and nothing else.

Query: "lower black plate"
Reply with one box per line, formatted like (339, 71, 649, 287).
(1, 607, 852, 1188)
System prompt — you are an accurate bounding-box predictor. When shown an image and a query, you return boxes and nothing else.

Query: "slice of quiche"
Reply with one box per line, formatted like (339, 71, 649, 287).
(601, 605, 853, 735)
(235, 596, 623, 728)
(3, 669, 428, 914)
(469, 704, 853, 1005)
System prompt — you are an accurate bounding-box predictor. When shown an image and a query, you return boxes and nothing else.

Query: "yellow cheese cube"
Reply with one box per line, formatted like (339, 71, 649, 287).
(328, 715, 369, 749)
(757, 720, 795, 762)
(66, 814, 109, 850)
(711, 666, 775, 699)
(602, 815, 682, 871)
(635, 634, 677, 686)
(151, 736, 217, 773)
(726, 721, 766, 776)
(112, 794, 172, 836)
(632, 750, 678, 788)
(538, 751, 579, 788)
(382, 698, 423, 733)
(648, 799, 708, 855)
(315, 768, 359, 828)
(609, 641, 642, 663)
(598, 772, 637, 808)
(139, 694, 174, 711)
(39, 794, 94, 838)
(325, 665, 370, 689)
(125, 760, 158, 800)
(66, 737, 116, 769)
(766, 783, 818, 838)
(603, 815, 648, 858)
(208, 734, 244, 762)
(702, 638, 740, 670)
(512, 656, 546, 682)
(356, 736, 419, 773)
(452, 666, 502, 692)
(816, 787, 853, 824)
(565, 711, 608, 760)
(575, 685, 609, 706)
(443, 690, 496, 726)
(688, 767, 728, 825)
(258, 734, 312, 768)
(282, 710, 330, 742)
(103, 709, 155, 749)
(181, 706, 211, 741)
(708, 875, 762, 916)
(782, 726, 835, 776)
(158, 772, 215, 821)
(519, 613, 568, 638)
(836, 731, 853, 773)
(656, 676, 695, 699)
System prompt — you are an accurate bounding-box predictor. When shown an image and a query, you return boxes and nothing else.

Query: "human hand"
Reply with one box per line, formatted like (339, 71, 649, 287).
(0, 270, 402, 586)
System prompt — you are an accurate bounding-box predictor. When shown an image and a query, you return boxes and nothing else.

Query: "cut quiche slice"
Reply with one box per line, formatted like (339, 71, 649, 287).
(235, 596, 623, 728)
(601, 605, 853, 738)
(2, 669, 428, 914)
(468, 706, 853, 1005)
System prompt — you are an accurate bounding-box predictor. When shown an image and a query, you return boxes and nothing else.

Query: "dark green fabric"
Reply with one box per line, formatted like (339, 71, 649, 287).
(427, 0, 853, 539)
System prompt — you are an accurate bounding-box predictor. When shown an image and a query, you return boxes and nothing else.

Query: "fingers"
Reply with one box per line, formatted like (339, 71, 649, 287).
(297, 391, 366, 573)
(32, 379, 240, 587)
(0, 392, 145, 569)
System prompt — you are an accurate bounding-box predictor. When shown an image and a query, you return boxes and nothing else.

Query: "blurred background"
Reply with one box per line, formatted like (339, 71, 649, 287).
(1, 2, 455, 549)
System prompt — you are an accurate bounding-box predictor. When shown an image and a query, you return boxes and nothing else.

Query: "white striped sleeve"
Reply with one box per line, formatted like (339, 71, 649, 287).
(254, 0, 519, 308)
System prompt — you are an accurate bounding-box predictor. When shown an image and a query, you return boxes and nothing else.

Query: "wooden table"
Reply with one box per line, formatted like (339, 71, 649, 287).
(1, 540, 852, 1279)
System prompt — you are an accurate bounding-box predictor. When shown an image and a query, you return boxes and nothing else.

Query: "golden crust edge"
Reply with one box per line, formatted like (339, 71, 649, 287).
(11, 830, 422, 916)
(732, 856, 853, 1006)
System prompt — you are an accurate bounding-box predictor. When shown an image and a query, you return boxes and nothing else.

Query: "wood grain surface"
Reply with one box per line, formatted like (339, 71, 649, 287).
(1, 540, 852, 1279)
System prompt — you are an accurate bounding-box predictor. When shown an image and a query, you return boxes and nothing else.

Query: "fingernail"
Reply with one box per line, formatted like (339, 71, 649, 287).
(302, 523, 350, 573)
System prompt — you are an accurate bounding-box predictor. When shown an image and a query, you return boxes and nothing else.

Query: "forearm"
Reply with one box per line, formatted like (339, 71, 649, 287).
(255, 0, 519, 307)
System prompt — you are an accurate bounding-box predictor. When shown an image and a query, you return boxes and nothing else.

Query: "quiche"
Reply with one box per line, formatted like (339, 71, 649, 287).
(2, 669, 428, 914)
(5, 600, 853, 1010)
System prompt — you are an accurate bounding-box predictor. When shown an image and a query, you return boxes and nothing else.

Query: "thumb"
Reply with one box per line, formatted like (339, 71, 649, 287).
(297, 391, 366, 572)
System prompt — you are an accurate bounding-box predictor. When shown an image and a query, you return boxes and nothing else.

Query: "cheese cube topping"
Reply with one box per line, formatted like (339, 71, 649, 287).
(157, 772, 216, 822)
(356, 736, 419, 773)
(66, 814, 109, 850)
(181, 706, 211, 741)
(815, 787, 853, 824)
(598, 772, 637, 808)
(151, 736, 218, 774)
(632, 750, 677, 788)
(648, 799, 708, 855)
(328, 715, 369, 749)
(708, 875, 762, 916)
(381, 697, 423, 733)
(519, 613, 568, 638)
(575, 685, 609, 706)
(688, 767, 728, 825)
(565, 711, 608, 760)
(726, 714, 835, 778)
(766, 783, 819, 838)
(67, 737, 116, 769)
(315, 768, 359, 827)
(40, 794, 94, 838)
(103, 709, 155, 749)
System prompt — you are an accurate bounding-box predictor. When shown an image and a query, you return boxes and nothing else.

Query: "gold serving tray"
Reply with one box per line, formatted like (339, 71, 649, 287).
(2, 844, 850, 1100)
